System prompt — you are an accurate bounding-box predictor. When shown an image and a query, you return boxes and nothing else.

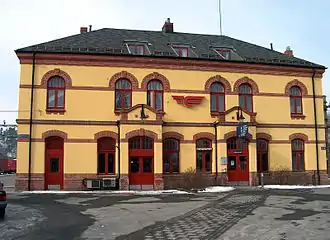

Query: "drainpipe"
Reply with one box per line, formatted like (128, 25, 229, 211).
(28, 52, 36, 191)
(213, 122, 219, 181)
(116, 120, 121, 188)
(312, 69, 320, 185)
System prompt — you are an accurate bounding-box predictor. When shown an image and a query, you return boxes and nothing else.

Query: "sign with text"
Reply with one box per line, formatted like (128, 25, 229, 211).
(236, 122, 248, 138)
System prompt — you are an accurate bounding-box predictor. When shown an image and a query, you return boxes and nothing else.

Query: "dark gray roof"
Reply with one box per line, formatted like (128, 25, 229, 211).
(16, 28, 325, 69)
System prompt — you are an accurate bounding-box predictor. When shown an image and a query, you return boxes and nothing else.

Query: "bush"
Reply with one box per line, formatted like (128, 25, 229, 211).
(180, 167, 213, 191)
(264, 165, 291, 185)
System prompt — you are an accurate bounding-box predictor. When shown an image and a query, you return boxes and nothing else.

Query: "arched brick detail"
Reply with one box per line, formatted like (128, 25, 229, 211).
(94, 131, 118, 140)
(162, 132, 184, 141)
(42, 130, 68, 140)
(125, 128, 158, 141)
(256, 133, 272, 141)
(41, 69, 72, 88)
(233, 76, 259, 94)
(193, 132, 215, 142)
(141, 72, 170, 91)
(224, 131, 252, 141)
(205, 75, 231, 93)
(284, 79, 308, 96)
(289, 133, 308, 142)
(109, 71, 139, 90)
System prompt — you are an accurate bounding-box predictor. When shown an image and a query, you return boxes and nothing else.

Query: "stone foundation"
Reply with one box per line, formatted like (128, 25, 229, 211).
(163, 173, 228, 190)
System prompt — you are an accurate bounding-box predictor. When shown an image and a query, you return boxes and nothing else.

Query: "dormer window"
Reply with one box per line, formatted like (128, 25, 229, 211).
(173, 46, 189, 57)
(127, 44, 147, 55)
(215, 49, 231, 59)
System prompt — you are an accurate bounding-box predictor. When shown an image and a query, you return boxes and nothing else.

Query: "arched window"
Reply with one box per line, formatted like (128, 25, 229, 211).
(163, 139, 179, 174)
(238, 84, 253, 112)
(196, 139, 212, 173)
(97, 137, 116, 174)
(291, 139, 305, 171)
(115, 79, 132, 109)
(257, 139, 268, 172)
(210, 82, 225, 112)
(47, 77, 65, 110)
(290, 86, 302, 114)
(147, 80, 163, 111)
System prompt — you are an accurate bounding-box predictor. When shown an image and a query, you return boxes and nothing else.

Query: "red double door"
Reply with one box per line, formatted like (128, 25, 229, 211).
(45, 137, 64, 190)
(227, 154, 249, 182)
(129, 137, 154, 190)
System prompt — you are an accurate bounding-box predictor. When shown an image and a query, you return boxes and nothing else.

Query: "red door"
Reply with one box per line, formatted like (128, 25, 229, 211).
(227, 155, 249, 182)
(45, 137, 64, 190)
(129, 156, 154, 189)
(129, 137, 154, 190)
(227, 137, 249, 182)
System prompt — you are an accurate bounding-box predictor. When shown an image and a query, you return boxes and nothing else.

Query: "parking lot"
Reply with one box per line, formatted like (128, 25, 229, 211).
(1, 175, 330, 239)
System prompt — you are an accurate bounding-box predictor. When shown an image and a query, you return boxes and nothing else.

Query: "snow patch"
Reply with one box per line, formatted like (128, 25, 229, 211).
(198, 186, 234, 193)
(21, 189, 191, 195)
(263, 185, 330, 190)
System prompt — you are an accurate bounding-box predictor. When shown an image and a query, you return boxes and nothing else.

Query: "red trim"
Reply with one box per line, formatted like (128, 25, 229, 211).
(163, 138, 180, 174)
(215, 49, 231, 59)
(147, 80, 164, 111)
(115, 79, 132, 110)
(238, 84, 253, 112)
(173, 47, 189, 57)
(46, 78, 66, 110)
(196, 138, 212, 173)
(291, 139, 305, 172)
(127, 44, 146, 55)
(210, 86, 225, 113)
(257, 139, 268, 173)
(290, 87, 303, 114)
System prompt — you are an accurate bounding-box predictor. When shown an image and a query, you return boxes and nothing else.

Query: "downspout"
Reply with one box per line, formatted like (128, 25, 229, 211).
(214, 122, 218, 181)
(116, 120, 121, 188)
(312, 69, 321, 185)
(28, 52, 36, 191)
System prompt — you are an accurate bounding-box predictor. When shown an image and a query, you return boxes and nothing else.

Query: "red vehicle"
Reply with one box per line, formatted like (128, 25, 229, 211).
(0, 181, 6, 218)
(0, 159, 16, 174)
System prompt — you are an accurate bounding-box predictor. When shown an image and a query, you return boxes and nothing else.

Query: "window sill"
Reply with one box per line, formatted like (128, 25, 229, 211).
(46, 109, 66, 114)
(291, 114, 305, 120)
(97, 173, 117, 177)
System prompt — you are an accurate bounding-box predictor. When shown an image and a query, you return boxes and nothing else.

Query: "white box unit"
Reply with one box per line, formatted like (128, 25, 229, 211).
(102, 178, 116, 188)
(86, 179, 101, 189)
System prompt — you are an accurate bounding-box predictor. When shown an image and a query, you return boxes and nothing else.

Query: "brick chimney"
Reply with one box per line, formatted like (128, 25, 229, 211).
(284, 46, 293, 56)
(162, 18, 173, 33)
(80, 27, 88, 34)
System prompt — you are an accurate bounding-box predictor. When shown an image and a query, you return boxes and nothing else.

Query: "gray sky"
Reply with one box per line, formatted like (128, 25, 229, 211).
(0, 0, 329, 124)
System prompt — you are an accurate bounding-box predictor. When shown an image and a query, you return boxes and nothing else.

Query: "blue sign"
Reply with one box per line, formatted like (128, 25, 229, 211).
(236, 122, 248, 138)
(18, 134, 30, 139)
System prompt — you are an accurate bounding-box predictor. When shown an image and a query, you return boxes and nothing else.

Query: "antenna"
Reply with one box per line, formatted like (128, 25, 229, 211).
(219, 0, 223, 35)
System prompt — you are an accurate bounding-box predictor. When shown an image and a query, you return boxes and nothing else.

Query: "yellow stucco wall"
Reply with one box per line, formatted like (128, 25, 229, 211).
(16, 63, 327, 177)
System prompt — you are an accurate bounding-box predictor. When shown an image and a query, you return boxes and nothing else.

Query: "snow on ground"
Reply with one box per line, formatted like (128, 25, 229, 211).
(21, 189, 192, 195)
(263, 185, 330, 190)
(198, 186, 234, 193)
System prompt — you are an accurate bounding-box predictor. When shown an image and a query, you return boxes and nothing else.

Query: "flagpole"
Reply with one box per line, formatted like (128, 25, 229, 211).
(219, 0, 223, 35)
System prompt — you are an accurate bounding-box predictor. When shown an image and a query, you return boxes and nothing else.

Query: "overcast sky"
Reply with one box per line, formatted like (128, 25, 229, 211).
(0, 0, 329, 124)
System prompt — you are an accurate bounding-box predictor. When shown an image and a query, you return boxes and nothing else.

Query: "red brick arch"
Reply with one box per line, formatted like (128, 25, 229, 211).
(256, 132, 272, 141)
(125, 128, 159, 141)
(109, 71, 139, 91)
(233, 76, 259, 94)
(289, 133, 309, 142)
(42, 130, 68, 140)
(162, 132, 184, 141)
(94, 131, 118, 140)
(205, 75, 231, 93)
(285, 79, 308, 96)
(224, 131, 252, 141)
(41, 69, 72, 88)
(141, 72, 170, 91)
(193, 132, 215, 142)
